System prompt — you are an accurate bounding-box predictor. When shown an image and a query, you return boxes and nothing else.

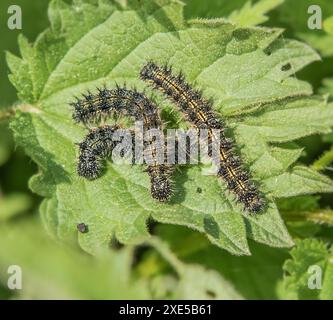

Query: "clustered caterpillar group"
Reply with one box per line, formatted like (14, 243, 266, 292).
(71, 62, 265, 213)
(72, 87, 174, 202)
(140, 62, 265, 213)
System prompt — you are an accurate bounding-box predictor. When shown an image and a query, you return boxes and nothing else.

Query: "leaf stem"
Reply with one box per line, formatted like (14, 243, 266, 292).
(282, 209, 333, 226)
(312, 146, 333, 171)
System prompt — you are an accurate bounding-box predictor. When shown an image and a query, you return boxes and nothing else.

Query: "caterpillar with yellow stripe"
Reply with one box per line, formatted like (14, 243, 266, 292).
(140, 62, 265, 213)
(71, 87, 174, 202)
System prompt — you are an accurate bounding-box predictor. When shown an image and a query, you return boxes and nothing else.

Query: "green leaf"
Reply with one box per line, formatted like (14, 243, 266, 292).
(312, 144, 333, 172)
(40, 0, 185, 99)
(229, 0, 284, 27)
(0, 219, 151, 299)
(239, 97, 333, 142)
(7, 0, 333, 255)
(264, 166, 333, 197)
(282, 239, 333, 299)
(184, 0, 284, 27)
(7, 0, 116, 103)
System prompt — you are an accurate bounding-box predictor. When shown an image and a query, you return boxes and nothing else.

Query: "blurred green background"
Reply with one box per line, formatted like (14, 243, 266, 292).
(0, 0, 332, 300)
(0, 0, 49, 203)
(0, 0, 50, 106)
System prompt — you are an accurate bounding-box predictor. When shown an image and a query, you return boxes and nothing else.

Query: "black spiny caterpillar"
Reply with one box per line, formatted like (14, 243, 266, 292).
(140, 62, 265, 213)
(72, 86, 160, 127)
(77, 125, 120, 180)
(72, 87, 174, 202)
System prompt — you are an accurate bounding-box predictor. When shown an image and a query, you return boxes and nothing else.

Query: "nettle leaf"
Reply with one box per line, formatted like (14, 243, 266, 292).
(7, 0, 116, 103)
(184, 0, 283, 27)
(7, 0, 333, 255)
(281, 239, 333, 300)
(228, 0, 284, 27)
